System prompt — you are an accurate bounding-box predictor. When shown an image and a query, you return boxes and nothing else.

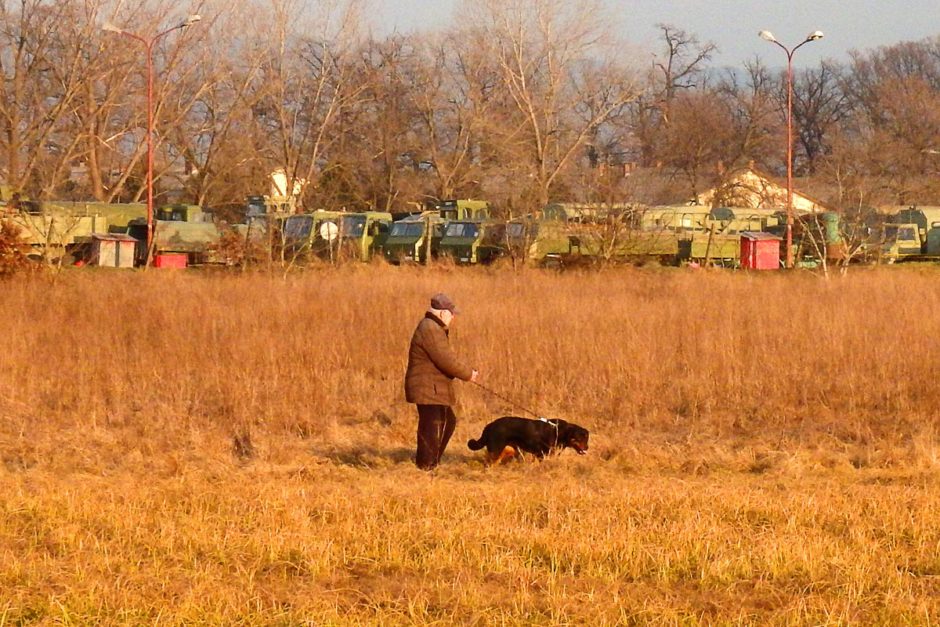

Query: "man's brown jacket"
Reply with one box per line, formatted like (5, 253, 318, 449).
(404, 312, 473, 405)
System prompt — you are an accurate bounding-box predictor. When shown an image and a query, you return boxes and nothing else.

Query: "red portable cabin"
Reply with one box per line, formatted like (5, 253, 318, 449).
(740, 232, 781, 270)
(153, 253, 188, 269)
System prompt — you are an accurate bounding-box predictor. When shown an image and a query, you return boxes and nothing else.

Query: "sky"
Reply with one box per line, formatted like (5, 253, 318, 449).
(375, 0, 940, 69)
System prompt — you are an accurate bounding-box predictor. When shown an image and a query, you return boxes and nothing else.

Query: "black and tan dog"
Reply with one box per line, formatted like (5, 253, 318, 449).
(467, 416, 589, 465)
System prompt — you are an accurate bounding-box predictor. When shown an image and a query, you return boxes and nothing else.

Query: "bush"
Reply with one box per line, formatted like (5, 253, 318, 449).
(0, 219, 33, 277)
(208, 226, 269, 267)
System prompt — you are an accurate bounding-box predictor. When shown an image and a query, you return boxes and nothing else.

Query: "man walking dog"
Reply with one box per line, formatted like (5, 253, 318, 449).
(405, 293, 478, 470)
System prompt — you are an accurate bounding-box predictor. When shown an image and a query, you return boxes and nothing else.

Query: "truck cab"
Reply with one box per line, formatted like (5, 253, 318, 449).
(505, 219, 575, 264)
(439, 220, 482, 264)
(281, 210, 346, 260)
(383, 213, 444, 264)
(881, 223, 927, 262)
(438, 220, 509, 264)
(332, 212, 391, 262)
(881, 207, 940, 262)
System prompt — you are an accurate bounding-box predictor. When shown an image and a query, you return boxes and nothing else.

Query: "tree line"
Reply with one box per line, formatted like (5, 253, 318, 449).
(3, 0, 939, 217)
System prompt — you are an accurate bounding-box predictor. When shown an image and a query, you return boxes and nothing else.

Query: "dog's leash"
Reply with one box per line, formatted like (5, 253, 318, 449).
(470, 380, 544, 420)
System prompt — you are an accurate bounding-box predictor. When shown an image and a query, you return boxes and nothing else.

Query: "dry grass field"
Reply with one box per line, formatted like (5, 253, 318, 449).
(3, 265, 940, 624)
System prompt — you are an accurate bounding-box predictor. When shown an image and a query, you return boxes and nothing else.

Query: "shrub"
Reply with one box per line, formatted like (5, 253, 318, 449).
(0, 219, 33, 277)
(209, 226, 269, 267)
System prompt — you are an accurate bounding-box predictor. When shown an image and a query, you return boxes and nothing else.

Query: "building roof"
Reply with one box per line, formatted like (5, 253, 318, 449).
(696, 167, 834, 213)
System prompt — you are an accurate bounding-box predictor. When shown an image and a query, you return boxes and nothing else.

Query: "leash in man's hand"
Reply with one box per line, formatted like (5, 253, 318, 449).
(470, 379, 544, 420)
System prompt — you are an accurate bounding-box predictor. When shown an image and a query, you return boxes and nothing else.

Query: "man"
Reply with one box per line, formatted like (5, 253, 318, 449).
(405, 293, 479, 470)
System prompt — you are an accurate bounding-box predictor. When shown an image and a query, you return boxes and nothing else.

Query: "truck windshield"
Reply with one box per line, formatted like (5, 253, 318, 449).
(507, 223, 526, 239)
(283, 215, 312, 240)
(390, 222, 424, 237)
(444, 222, 479, 238)
(246, 199, 267, 217)
(341, 215, 366, 237)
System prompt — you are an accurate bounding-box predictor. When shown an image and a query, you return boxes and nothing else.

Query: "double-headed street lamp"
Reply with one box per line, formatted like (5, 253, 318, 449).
(759, 29, 824, 269)
(103, 15, 202, 266)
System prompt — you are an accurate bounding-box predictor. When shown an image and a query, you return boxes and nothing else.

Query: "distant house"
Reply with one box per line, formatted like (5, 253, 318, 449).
(696, 168, 832, 213)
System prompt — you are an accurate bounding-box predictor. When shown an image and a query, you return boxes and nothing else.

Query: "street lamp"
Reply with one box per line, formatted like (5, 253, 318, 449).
(103, 15, 202, 266)
(759, 29, 824, 268)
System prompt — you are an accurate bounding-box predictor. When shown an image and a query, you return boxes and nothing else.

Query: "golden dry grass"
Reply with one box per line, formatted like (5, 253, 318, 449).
(2, 265, 940, 624)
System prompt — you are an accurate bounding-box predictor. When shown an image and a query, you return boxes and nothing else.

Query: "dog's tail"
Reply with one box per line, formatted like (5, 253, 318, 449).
(467, 436, 485, 451)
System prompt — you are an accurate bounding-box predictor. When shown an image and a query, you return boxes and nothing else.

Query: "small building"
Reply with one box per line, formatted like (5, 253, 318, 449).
(740, 231, 781, 270)
(90, 233, 137, 268)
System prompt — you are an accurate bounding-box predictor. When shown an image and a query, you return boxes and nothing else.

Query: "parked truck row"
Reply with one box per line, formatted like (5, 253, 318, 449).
(4, 184, 939, 269)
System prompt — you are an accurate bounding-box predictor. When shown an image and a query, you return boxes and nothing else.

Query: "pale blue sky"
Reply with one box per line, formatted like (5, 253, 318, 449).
(375, 1, 940, 68)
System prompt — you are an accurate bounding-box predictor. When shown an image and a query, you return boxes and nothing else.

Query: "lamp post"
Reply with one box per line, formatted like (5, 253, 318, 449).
(759, 29, 823, 269)
(103, 15, 202, 266)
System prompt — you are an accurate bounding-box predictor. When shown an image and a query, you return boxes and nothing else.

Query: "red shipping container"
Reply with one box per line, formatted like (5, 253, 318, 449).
(740, 232, 781, 270)
(153, 253, 188, 269)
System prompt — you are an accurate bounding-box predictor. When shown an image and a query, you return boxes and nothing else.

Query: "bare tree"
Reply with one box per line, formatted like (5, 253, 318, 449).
(631, 24, 716, 167)
(0, 0, 117, 196)
(651, 24, 717, 108)
(835, 38, 940, 204)
(251, 0, 367, 210)
(716, 59, 778, 171)
(790, 61, 851, 173)
(172, 2, 270, 207)
(409, 35, 489, 202)
(456, 0, 639, 211)
(653, 90, 736, 200)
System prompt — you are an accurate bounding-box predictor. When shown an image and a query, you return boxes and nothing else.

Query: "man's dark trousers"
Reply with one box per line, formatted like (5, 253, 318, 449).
(416, 404, 457, 470)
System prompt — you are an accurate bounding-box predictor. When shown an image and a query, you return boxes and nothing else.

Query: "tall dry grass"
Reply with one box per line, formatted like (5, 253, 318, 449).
(2, 265, 940, 623)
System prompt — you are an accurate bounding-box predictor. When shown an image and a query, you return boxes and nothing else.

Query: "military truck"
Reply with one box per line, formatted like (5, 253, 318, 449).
(676, 229, 741, 266)
(126, 204, 242, 265)
(639, 205, 711, 231)
(505, 220, 560, 263)
(383, 213, 445, 264)
(336, 211, 393, 261)
(880, 206, 940, 262)
(0, 198, 120, 263)
(280, 210, 345, 261)
(541, 202, 640, 223)
(5, 208, 110, 263)
(438, 220, 510, 264)
(42, 201, 146, 233)
(672, 207, 782, 266)
(282, 210, 392, 262)
(705, 207, 781, 234)
(125, 220, 216, 264)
